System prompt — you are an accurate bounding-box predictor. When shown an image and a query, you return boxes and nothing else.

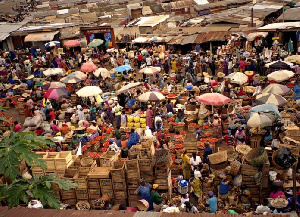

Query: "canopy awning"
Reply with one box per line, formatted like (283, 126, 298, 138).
(24, 31, 59, 42)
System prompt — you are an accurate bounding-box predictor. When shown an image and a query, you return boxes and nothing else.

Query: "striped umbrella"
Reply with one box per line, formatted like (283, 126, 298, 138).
(45, 41, 60, 48)
(196, 93, 230, 106)
(60, 76, 82, 84)
(44, 88, 69, 100)
(262, 83, 290, 95)
(247, 112, 277, 128)
(138, 91, 165, 102)
(256, 93, 287, 107)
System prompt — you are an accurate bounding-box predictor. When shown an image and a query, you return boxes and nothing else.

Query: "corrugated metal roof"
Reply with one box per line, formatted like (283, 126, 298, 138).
(277, 8, 300, 21)
(0, 23, 25, 41)
(24, 31, 59, 42)
(195, 31, 229, 44)
(136, 15, 169, 27)
(181, 34, 198, 45)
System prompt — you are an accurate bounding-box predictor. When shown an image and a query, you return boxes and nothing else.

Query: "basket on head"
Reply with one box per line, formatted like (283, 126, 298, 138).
(208, 151, 227, 165)
(76, 201, 90, 210)
(245, 147, 268, 167)
(80, 157, 94, 167)
(137, 199, 149, 211)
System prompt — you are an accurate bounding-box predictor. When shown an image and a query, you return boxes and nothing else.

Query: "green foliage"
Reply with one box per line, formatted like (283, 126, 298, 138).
(0, 132, 54, 180)
(0, 174, 77, 210)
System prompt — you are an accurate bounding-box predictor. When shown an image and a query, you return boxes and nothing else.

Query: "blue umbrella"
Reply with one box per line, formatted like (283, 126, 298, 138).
(114, 65, 132, 72)
(250, 103, 281, 119)
(45, 41, 60, 48)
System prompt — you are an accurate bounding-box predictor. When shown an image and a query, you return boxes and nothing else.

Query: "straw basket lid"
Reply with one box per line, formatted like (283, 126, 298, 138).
(270, 198, 288, 208)
(236, 145, 252, 155)
(137, 199, 149, 211)
(208, 151, 227, 165)
(217, 72, 225, 78)
(203, 72, 210, 77)
(245, 71, 254, 76)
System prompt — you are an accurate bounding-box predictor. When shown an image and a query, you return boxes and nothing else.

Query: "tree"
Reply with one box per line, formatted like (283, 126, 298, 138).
(0, 132, 77, 209)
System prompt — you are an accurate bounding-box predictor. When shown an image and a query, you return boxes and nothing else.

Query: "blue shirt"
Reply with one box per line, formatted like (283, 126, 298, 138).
(219, 182, 229, 194)
(206, 196, 217, 213)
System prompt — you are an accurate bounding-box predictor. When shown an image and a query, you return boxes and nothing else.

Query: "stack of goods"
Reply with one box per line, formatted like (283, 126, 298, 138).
(240, 163, 259, 203)
(111, 160, 127, 205)
(127, 115, 134, 129)
(99, 151, 119, 167)
(140, 113, 146, 130)
(208, 151, 228, 171)
(139, 159, 153, 185)
(87, 166, 111, 207)
(16, 98, 25, 115)
(127, 115, 145, 130)
(126, 159, 140, 207)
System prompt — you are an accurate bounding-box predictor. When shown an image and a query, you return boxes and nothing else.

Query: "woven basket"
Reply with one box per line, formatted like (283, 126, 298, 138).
(210, 161, 228, 170)
(236, 145, 252, 156)
(208, 151, 227, 165)
(272, 149, 298, 170)
(76, 201, 90, 210)
(245, 147, 268, 167)
(80, 157, 94, 167)
(230, 160, 241, 176)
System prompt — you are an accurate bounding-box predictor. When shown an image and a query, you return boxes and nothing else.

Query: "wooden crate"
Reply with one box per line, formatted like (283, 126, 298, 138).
(154, 170, 171, 190)
(111, 161, 126, 181)
(127, 169, 140, 179)
(55, 169, 65, 178)
(61, 189, 75, 200)
(88, 188, 101, 199)
(62, 198, 77, 206)
(114, 199, 127, 205)
(138, 159, 153, 171)
(140, 171, 154, 183)
(54, 151, 72, 170)
(125, 159, 139, 171)
(73, 155, 81, 167)
(44, 152, 58, 170)
(128, 200, 138, 208)
(99, 152, 119, 167)
(99, 179, 113, 191)
(79, 160, 97, 176)
(87, 178, 100, 188)
(217, 146, 235, 152)
(127, 179, 139, 189)
(65, 165, 79, 179)
(32, 152, 48, 170)
(113, 191, 127, 199)
(101, 189, 114, 199)
(113, 181, 126, 191)
(87, 167, 111, 179)
(75, 189, 88, 200)
(73, 171, 87, 189)
(32, 168, 45, 178)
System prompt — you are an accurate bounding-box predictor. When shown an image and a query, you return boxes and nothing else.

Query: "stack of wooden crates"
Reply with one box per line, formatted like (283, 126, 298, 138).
(126, 159, 140, 207)
(111, 161, 127, 205)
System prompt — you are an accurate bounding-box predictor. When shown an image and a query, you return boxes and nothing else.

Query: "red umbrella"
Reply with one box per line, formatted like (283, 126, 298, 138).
(81, 62, 98, 73)
(64, 40, 81, 47)
(43, 88, 69, 100)
(196, 93, 230, 106)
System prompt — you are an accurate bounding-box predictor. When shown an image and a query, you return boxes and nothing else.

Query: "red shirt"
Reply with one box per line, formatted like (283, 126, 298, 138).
(35, 129, 44, 136)
(14, 124, 22, 132)
(138, 54, 143, 61)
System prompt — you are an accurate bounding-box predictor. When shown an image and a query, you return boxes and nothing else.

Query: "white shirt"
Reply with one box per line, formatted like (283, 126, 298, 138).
(146, 57, 152, 66)
(255, 205, 271, 214)
(271, 139, 279, 149)
(190, 156, 202, 170)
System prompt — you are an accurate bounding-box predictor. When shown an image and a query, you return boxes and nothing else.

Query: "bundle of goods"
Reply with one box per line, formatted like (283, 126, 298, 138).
(76, 201, 90, 210)
(208, 151, 228, 170)
(273, 148, 297, 170)
(245, 147, 268, 167)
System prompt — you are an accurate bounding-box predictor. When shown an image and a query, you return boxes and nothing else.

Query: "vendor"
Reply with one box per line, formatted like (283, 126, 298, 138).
(206, 191, 217, 213)
(108, 139, 120, 152)
(218, 173, 230, 207)
(126, 129, 139, 149)
(191, 170, 202, 200)
(235, 127, 246, 144)
(134, 178, 153, 211)
(190, 152, 202, 171)
(203, 142, 212, 164)
(151, 184, 163, 212)
(181, 149, 191, 180)
(175, 109, 184, 123)
(183, 201, 198, 214)
(269, 186, 286, 199)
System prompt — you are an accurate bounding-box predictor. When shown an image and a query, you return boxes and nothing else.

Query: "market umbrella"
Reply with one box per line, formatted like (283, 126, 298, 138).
(68, 71, 87, 80)
(247, 112, 277, 128)
(94, 68, 109, 78)
(256, 93, 287, 107)
(114, 65, 132, 72)
(44, 88, 69, 100)
(76, 86, 102, 97)
(42, 81, 65, 90)
(268, 61, 291, 69)
(139, 67, 160, 75)
(43, 68, 64, 76)
(81, 62, 98, 73)
(250, 103, 281, 119)
(284, 55, 300, 64)
(225, 72, 248, 85)
(267, 70, 295, 82)
(64, 40, 81, 47)
(60, 76, 82, 84)
(117, 82, 142, 95)
(196, 93, 230, 105)
(262, 83, 290, 95)
(88, 39, 104, 48)
(45, 41, 60, 48)
(137, 91, 165, 102)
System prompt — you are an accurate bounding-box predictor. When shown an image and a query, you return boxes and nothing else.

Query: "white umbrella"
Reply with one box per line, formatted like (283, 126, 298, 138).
(225, 72, 248, 85)
(139, 67, 161, 75)
(117, 82, 142, 95)
(68, 71, 87, 80)
(247, 112, 277, 128)
(267, 70, 295, 82)
(256, 93, 287, 107)
(94, 68, 110, 79)
(262, 83, 290, 95)
(76, 86, 103, 97)
(132, 37, 148, 43)
(43, 68, 64, 76)
(138, 91, 165, 102)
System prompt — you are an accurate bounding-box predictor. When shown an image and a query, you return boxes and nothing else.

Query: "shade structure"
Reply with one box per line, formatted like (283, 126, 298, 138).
(196, 93, 230, 105)
(117, 82, 142, 95)
(45, 41, 60, 48)
(267, 61, 291, 69)
(43, 68, 64, 76)
(76, 86, 102, 97)
(68, 71, 87, 80)
(256, 93, 287, 107)
(88, 39, 104, 48)
(114, 65, 132, 72)
(81, 62, 98, 73)
(250, 103, 281, 119)
(60, 76, 82, 84)
(132, 37, 148, 43)
(94, 68, 109, 78)
(138, 91, 165, 102)
(139, 67, 160, 75)
(267, 70, 295, 82)
(247, 112, 277, 128)
(42, 82, 65, 90)
(44, 88, 69, 100)
(284, 55, 300, 64)
(225, 72, 248, 85)
(64, 40, 81, 47)
(262, 83, 290, 95)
